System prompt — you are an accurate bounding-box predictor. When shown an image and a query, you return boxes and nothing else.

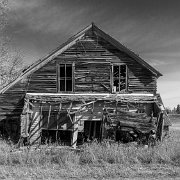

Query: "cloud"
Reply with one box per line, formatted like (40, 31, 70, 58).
(9, 0, 41, 10)
(8, 0, 88, 35)
(158, 79, 180, 108)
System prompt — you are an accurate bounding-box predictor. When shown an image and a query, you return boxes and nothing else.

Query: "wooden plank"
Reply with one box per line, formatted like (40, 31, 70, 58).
(47, 105, 52, 129)
(72, 115, 79, 149)
(156, 112, 164, 141)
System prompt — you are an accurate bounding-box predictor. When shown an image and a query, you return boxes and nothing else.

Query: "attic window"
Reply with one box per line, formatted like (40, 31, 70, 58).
(112, 64, 127, 93)
(57, 63, 73, 92)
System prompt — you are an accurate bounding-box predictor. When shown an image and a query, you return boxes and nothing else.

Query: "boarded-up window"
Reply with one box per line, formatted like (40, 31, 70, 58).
(112, 64, 127, 92)
(57, 64, 73, 92)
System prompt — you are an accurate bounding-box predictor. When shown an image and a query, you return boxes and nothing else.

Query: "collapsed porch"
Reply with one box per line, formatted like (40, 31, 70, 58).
(20, 93, 167, 148)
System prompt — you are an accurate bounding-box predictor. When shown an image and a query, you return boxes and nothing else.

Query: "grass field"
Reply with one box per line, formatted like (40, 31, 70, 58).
(168, 114, 180, 123)
(0, 116, 179, 179)
(169, 114, 180, 131)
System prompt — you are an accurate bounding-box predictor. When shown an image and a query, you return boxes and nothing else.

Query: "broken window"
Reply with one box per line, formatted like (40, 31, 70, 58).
(112, 64, 127, 92)
(41, 111, 74, 145)
(57, 64, 73, 92)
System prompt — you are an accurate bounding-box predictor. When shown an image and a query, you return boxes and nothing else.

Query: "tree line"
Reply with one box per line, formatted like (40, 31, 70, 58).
(165, 105, 180, 114)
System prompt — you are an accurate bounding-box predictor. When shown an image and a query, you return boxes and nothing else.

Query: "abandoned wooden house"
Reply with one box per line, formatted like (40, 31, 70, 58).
(0, 23, 171, 147)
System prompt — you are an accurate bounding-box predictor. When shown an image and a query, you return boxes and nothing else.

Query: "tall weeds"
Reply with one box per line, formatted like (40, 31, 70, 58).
(0, 130, 179, 168)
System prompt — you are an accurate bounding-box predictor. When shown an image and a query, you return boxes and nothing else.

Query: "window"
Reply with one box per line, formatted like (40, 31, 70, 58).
(112, 64, 127, 92)
(57, 63, 73, 92)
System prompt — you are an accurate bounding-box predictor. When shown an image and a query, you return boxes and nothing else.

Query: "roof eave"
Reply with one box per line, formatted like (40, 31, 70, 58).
(93, 24, 163, 77)
(0, 23, 93, 94)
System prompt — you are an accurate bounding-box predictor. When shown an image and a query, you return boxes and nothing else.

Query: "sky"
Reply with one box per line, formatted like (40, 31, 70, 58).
(5, 0, 180, 109)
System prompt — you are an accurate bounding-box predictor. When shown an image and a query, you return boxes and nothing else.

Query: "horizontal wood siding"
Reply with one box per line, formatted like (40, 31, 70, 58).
(59, 33, 157, 93)
(0, 92, 24, 120)
(74, 62, 110, 92)
(0, 31, 157, 121)
(27, 61, 57, 93)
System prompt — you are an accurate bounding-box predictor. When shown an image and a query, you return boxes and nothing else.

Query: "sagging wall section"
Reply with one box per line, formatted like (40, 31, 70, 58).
(20, 93, 163, 147)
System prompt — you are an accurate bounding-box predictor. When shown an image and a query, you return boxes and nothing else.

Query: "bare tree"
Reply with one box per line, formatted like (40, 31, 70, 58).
(0, 48, 23, 86)
(0, 0, 7, 30)
(0, 0, 24, 88)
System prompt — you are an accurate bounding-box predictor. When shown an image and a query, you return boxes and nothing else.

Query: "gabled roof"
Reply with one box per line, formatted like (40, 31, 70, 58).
(0, 23, 162, 94)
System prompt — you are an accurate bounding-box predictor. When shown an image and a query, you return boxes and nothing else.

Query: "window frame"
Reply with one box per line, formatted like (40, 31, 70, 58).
(111, 63, 128, 93)
(57, 62, 75, 93)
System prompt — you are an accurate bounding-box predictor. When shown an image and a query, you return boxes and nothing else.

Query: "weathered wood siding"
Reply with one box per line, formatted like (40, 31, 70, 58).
(27, 60, 57, 93)
(0, 86, 25, 119)
(0, 31, 157, 121)
(59, 32, 157, 93)
(74, 62, 110, 92)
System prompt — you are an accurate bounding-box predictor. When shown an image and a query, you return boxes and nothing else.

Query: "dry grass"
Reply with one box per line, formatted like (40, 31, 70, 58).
(169, 114, 180, 124)
(0, 130, 180, 179)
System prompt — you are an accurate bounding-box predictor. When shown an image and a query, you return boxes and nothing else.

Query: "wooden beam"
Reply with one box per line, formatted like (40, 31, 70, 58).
(100, 83, 110, 92)
(47, 105, 52, 129)
(26, 93, 154, 96)
(67, 102, 73, 123)
(156, 112, 164, 141)
(100, 115, 105, 142)
(93, 121, 96, 138)
(72, 115, 79, 149)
